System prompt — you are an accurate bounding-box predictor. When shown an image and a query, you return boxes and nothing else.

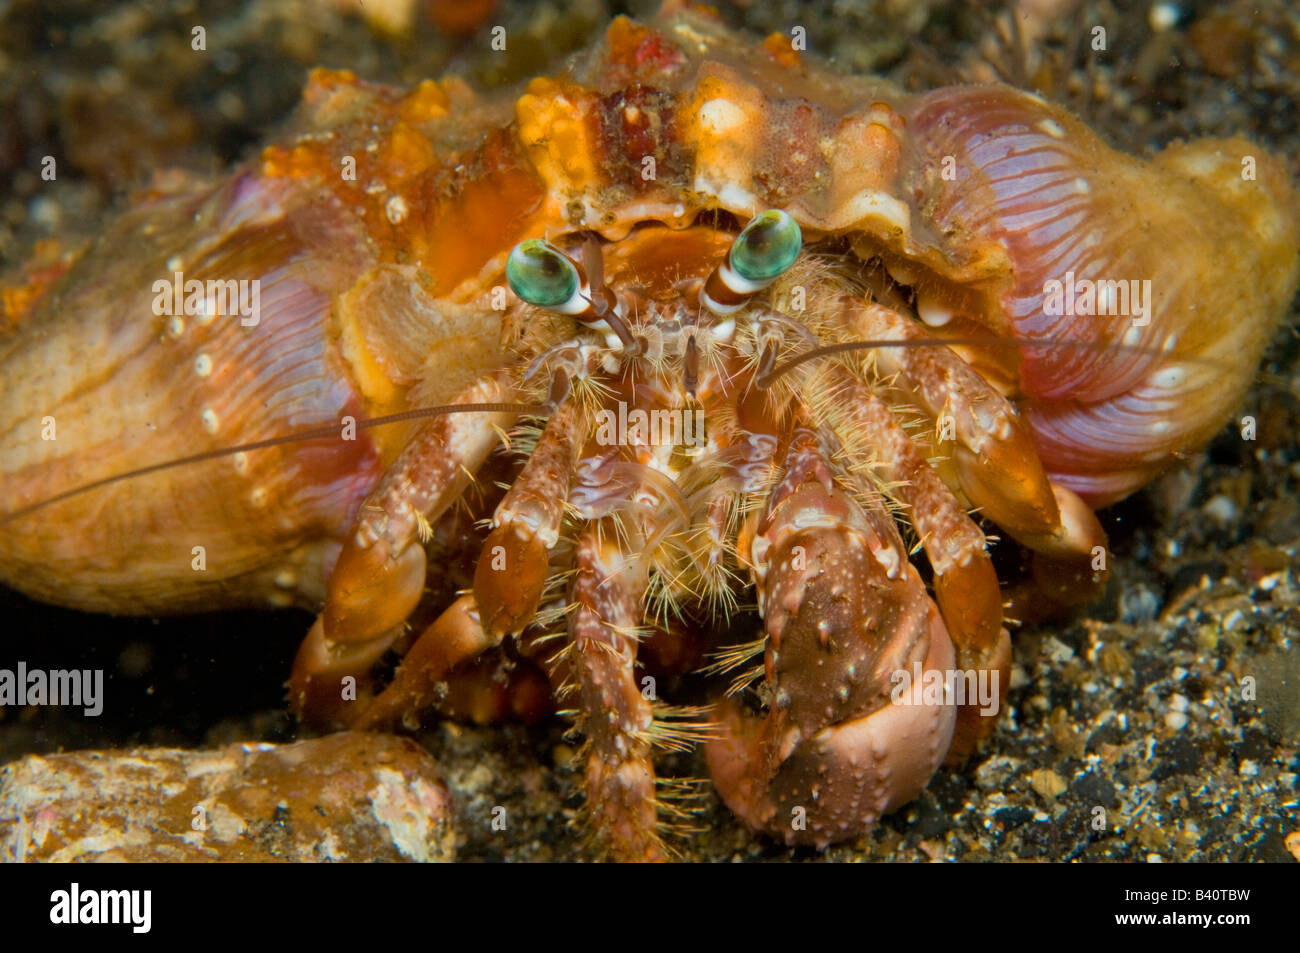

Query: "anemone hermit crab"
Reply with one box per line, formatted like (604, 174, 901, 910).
(1, 3, 1298, 861)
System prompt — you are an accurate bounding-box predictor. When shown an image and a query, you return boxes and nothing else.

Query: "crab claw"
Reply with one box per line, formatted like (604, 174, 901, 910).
(708, 608, 955, 846)
(706, 429, 958, 846)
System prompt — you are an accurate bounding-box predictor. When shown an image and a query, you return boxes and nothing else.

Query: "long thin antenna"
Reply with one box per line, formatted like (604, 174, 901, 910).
(1, 401, 548, 525)
(759, 335, 1219, 388)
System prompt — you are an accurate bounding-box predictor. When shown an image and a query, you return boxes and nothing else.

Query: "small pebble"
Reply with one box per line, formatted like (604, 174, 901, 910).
(1149, 3, 1181, 33)
(385, 194, 409, 224)
(1030, 769, 1067, 799)
(1202, 494, 1237, 526)
(1042, 636, 1075, 663)
(1120, 585, 1162, 624)
(29, 195, 62, 228)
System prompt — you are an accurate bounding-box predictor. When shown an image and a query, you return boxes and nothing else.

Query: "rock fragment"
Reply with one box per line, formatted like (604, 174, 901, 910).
(0, 732, 454, 862)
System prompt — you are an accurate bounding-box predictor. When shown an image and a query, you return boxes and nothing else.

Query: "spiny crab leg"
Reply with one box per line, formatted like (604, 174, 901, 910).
(357, 392, 589, 729)
(819, 363, 1008, 758)
(353, 395, 587, 729)
(289, 372, 516, 730)
(561, 520, 662, 862)
(708, 427, 955, 846)
(474, 395, 585, 637)
(839, 299, 1108, 563)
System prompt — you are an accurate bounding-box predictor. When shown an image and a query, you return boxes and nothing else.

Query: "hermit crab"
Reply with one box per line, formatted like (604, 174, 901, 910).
(1, 5, 1297, 861)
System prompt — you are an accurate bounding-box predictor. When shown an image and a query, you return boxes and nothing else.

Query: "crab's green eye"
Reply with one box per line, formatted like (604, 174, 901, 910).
(730, 210, 802, 283)
(507, 239, 580, 308)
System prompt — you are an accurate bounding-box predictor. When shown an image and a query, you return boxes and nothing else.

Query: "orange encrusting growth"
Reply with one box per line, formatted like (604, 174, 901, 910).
(602, 15, 687, 79)
(260, 68, 545, 296)
(762, 32, 802, 69)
